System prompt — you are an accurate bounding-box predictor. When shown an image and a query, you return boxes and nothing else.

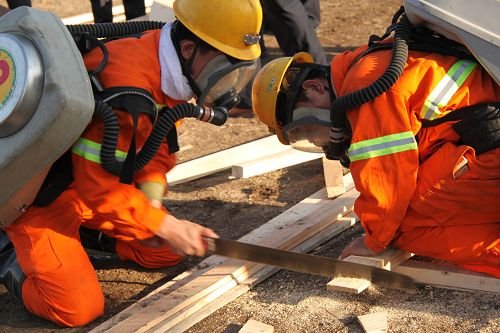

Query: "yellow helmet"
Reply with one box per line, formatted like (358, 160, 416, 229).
(252, 52, 314, 144)
(173, 0, 262, 61)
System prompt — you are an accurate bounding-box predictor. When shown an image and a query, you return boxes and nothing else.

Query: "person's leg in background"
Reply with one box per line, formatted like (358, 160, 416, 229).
(231, 0, 327, 116)
(90, 0, 113, 23)
(6, 0, 31, 9)
(123, 0, 146, 20)
(261, 0, 327, 65)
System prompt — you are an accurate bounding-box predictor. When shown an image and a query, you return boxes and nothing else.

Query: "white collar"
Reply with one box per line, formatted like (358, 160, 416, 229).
(158, 22, 194, 101)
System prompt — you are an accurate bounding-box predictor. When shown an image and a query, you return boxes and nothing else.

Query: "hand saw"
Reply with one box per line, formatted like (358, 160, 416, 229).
(206, 238, 416, 291)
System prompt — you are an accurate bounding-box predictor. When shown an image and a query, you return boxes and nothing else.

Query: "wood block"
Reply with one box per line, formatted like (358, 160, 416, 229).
(239, 319, 274, 333)
(322, 157, 346, 198)
(344, 249, 413, 270)
(357, 312, 388, 333)
(327, 277, 371, 294)
(231, 149, 321, 178)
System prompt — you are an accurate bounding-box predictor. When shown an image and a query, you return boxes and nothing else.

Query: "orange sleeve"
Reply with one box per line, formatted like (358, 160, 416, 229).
(347, 89, 419, 253)
(72, 115, 170, 241)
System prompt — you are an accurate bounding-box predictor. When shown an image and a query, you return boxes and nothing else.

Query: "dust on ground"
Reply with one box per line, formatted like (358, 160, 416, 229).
(1, 1, 499, 333)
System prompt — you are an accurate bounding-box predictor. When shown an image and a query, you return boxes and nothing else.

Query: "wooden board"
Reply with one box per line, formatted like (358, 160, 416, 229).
(344, 249, 413, 270)
(327, 248, 412, 293)
(357, 312, 388, 333)
(167, 136, 289, 185)
(393, 260, 500, 293)
(165, 214, 358, 333)
(239, 319, 274, 333)
(90, 184, 360, 333)
(231, 149, 322, 178)
(327, 277, 371, 294)
(322, 157, 346, 198)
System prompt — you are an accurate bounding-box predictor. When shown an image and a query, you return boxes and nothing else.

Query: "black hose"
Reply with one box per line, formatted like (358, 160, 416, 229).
(94, 101, 204, 177)
(326, 13, 411, 163)
(66, 21, 165, 39)
(93, 100, 121, 175)
(135, 103, 202, 170)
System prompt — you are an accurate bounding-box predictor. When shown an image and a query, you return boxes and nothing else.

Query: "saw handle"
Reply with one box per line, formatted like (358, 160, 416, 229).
(204, 237, 217, 253)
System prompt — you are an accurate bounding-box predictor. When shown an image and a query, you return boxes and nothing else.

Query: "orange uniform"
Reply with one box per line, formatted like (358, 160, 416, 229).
(331, 46, 500, 277)
(6, 30, 184, 326)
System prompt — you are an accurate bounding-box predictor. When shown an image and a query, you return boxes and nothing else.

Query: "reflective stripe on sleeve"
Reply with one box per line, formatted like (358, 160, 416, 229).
(348, 131, 417, 162)
(420, 60, 477, 120)
(72, 137, 127, 164)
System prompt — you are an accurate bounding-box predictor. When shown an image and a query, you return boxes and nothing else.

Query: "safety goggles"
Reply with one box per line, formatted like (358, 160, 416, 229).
(276, 64, 329, 126)
(282, 107, 331, 153)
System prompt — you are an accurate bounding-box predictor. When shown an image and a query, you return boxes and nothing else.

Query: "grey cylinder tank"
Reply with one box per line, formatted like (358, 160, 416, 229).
(0, 7, 94, 227)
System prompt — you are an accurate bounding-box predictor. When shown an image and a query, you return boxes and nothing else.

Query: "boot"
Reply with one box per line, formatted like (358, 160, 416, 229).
(79, 227, 116, 253)
(0, 231, 25, 302)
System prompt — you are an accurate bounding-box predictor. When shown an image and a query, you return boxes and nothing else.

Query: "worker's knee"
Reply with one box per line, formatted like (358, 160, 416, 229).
(23, 275, 105, 327)
(64, 290, 105, 327)
(54, 292, 105, 327)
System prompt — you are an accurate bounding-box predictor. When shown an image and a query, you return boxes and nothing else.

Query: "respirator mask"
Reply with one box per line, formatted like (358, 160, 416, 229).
(195, 54, 258, 115)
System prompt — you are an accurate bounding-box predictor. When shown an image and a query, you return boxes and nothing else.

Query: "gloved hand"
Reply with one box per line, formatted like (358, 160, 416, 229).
(154, 214, 218, 257)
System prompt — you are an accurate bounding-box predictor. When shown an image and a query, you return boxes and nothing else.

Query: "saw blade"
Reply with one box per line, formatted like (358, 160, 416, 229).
(207, 238, 416, 291)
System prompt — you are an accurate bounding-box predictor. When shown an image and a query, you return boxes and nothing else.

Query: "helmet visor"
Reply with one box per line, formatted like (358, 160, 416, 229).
(282, 107, 330, 153)
(196, 55, 258, 106)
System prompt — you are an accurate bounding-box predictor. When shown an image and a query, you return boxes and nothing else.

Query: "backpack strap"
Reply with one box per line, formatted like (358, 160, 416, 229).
(422, 102, 500, 154)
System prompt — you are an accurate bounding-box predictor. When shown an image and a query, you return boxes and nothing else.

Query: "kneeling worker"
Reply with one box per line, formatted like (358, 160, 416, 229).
(251, 14, 499, 277)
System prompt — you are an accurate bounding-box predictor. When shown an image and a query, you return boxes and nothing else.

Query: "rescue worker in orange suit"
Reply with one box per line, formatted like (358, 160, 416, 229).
(0, 0, 262, 327)
(251, 21, 499, 277)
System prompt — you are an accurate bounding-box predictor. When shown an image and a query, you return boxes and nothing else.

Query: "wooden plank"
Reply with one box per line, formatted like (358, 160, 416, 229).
(165, 213, 358, 333)
(239, 319, 274, 333)
(231, 149, 322, 178)
(322, 157, 346, 198)
(327, 277, 371, 294)
(344, 249, 413, 270)
(327, 248, 412, 294)
(167, 136, 289, 185)
(91, 187, 359, 333)
(393, 260, 500, 293)
(357, 312, 388, 333)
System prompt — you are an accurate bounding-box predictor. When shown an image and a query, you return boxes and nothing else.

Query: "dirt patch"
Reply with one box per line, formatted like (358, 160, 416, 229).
(1, 1, 499, 333)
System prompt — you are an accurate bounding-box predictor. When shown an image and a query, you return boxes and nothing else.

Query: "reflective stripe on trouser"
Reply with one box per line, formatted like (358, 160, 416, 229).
(72, 137, 127, 164)
(420, 60, 477, 120)
(348, 131, 418, 162)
